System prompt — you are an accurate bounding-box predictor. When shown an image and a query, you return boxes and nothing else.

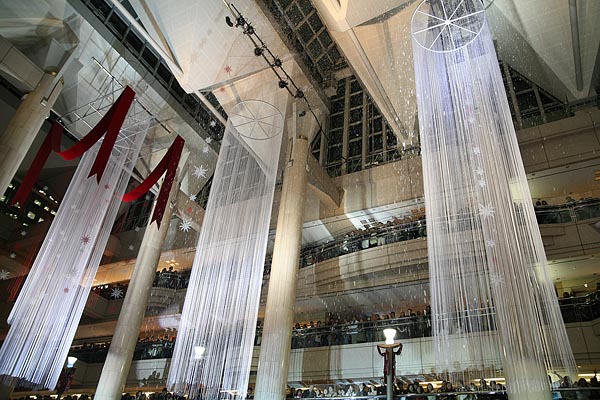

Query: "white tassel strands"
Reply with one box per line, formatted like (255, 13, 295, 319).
(0, 106, 149, 389)
(168, 100, 283, 399)
(411, 0, 576, 397)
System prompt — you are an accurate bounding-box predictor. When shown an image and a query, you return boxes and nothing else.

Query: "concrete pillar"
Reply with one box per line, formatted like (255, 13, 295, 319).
(254, 136, 309, 399)
(0, 73, 63, 196)
(94, 186, 177, 399)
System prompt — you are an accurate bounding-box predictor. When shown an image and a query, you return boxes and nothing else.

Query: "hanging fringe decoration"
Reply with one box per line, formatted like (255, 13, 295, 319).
(0, 88, 150, 390)
(410, 0, 576, 397)
(168, 100, 283, 399)
(11, 86, 135, 207)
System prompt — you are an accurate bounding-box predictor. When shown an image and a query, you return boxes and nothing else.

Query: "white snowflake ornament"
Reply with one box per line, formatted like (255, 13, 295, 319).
(485, 239, 496, 248)
(202, 146, 209, 154)
(189, 194, 197, 201)
(478, 203, 495, 219)
(478, 179, 487, 188)
(192, 165, 208, 179)
(110, 287, 124, 299)
(489, 272, 504, 287)
(179, 219, 193, 232)
(0, 269, 11, 280)
(206, 137, 213, 144)
(209, 120, 216, 128)
(9, 253, 16, 259)
(128, 245, 135, 251)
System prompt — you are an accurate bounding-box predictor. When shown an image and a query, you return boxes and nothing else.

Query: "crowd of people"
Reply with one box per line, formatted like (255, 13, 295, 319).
(534, 196, 600, 224)
(282, 375, 600, 398)
(153, 268, 191, 290)
(72, 289, 600, 364)
(70, 335, 176, 364)
(281, 307, 432, 349)
(285, 379, 508, 399)
(264, 211, 427, 275)
(89, 268, 192, 301)
(10, 375, 600, 399)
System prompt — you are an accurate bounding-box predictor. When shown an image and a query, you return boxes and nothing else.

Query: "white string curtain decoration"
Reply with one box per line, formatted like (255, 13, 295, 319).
(411, 0, 576, 395)
(0, 100, 150, 389)
(168, 100, 284, 399)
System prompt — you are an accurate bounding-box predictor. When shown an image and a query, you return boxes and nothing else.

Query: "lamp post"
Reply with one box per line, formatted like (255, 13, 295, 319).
(377, 328, 403, 400)
(57, 356, 78, 398)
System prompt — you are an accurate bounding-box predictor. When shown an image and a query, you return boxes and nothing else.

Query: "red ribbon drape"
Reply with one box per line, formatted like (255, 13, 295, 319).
(122, 135, 185, 228)
(11, 86, 136, 207)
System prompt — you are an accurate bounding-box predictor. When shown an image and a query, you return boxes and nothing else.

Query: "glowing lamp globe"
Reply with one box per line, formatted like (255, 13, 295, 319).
(66, 356, 77, 368)
(383, 328, 396, 345)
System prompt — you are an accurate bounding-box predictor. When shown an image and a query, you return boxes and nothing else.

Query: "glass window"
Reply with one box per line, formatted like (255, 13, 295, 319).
(330, 114, 344, 130)
(327, 144, 342, 162)
(349, 124, 362, 139)
(297, 22, 313, 43)
(319, 30, 332, 48)
(286, 4, 304, 27)
(308, 12, 323, 32)
(350, 93, 363, 108)
(349, 140, 362, 157)
(350, 108, 363, 123)
(331, 99, 344, 114)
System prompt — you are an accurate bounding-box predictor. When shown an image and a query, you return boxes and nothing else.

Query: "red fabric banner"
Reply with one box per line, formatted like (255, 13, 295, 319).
(11, 86, 136, 207)
(122, 135, 185, 228)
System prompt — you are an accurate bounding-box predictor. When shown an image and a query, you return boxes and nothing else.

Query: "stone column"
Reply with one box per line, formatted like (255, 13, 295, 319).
(254, 136, 309, 399)
(94, 185, 178, 399)
(0, 73, 63, 196)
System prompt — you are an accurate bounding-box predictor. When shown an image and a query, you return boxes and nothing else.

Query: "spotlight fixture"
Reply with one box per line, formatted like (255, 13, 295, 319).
(223, 2, 325, 142)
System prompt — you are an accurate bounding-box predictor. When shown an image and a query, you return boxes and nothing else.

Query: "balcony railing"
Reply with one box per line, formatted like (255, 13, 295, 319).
(70, 291, 599, 363)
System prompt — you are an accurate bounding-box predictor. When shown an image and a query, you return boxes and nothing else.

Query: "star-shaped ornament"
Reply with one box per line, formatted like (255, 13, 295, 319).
(192, 165, 208, 179)
(110, 287, 124, 299)
(489, 272, 504, 287)
(0, 269, 11, 280)
(179, 219, 192, 232)
(478, 204, 495, 219)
